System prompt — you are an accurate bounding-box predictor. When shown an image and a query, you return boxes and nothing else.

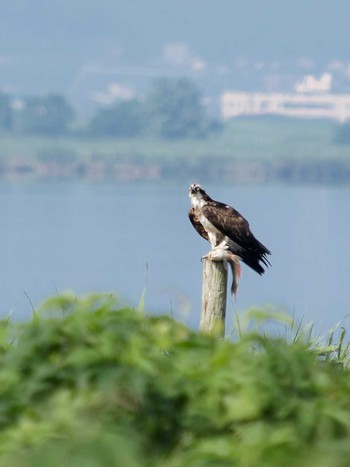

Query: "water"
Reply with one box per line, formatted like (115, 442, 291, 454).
(0, 181, 349, 334)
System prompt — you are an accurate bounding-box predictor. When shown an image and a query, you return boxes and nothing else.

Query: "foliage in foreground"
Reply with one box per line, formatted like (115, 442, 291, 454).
(0, 294, 349, 466)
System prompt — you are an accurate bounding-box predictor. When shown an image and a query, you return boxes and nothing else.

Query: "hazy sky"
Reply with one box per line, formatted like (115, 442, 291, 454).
(1, 0, 348, 59)
(1, 0, 349, 109)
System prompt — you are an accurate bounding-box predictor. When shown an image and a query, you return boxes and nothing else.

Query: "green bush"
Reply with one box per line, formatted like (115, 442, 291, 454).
(88, 100, 148, 137)
(0, 294, 349, 466)
(12, 94, 74, 136)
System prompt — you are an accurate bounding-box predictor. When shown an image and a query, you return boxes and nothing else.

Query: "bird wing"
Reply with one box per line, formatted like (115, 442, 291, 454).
(202, 201, 252, 244)
(202, 201, 271, 256)
(188, 207, 209, 242)
(202, 201, 271, 274)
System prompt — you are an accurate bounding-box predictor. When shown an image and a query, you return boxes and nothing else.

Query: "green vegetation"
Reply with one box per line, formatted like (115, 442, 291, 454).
(146, 77, 220, 139)
(1, 75, 350, 183)
(88, 99, 148, 138)
(1, 78, 218, 141)
(0, 293, 350, 466)
(12, 94, 74, 136)
(0, 117, 349, 183)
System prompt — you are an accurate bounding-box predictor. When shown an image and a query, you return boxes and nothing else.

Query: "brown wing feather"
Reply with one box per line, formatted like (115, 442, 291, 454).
(188, 208, 209, 242)
(201, 202, 254, 248)
(202, 201, 271, 274)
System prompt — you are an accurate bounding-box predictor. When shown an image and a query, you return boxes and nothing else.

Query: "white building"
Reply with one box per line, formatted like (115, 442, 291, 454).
(221, 92, 350, 122)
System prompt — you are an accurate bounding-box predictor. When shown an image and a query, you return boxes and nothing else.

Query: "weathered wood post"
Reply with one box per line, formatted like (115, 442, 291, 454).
(200, 258, 227, 337)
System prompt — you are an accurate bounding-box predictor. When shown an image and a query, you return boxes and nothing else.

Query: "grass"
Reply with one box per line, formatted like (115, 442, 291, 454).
(0, 118, 347, 165)
(0, 293, 349, 465)
(217, 119, 345, 161)
(0, 119, 349, 183)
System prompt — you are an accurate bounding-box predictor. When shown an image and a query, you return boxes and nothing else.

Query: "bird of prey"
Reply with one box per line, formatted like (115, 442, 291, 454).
(188, 183, 271, 297)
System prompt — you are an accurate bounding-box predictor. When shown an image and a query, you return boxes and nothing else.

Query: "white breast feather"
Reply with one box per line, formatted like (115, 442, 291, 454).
(200, 214, 222, 247)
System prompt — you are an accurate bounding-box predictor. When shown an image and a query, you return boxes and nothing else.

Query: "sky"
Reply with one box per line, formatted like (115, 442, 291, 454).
(1, 0, 350, 111)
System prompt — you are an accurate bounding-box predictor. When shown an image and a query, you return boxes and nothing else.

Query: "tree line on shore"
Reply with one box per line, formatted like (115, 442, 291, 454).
(1, 76, 350, 146)
(0, 77, 222, 140)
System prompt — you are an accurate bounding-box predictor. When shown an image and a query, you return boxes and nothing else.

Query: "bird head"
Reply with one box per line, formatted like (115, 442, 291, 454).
(188, 183, 210, 207)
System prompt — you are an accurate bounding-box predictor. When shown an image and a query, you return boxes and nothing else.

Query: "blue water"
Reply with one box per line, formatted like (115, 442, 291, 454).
(0, 181, 349, 334)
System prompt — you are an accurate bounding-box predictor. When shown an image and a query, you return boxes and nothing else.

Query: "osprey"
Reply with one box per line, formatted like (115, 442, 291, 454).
(188, 183, 271, 296)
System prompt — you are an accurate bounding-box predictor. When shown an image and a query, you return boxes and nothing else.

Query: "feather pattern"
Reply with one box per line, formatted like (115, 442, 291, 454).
(201, 202, 271, 274)
(188, 183, 271, 277)
(188, 207, 209, 242)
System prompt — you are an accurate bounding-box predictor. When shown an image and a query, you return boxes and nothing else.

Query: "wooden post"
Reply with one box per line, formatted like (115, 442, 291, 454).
(200, 258, 227, 337)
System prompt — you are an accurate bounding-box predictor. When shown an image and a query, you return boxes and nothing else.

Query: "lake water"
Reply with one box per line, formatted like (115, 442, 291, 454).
(0, 181, 349, 334)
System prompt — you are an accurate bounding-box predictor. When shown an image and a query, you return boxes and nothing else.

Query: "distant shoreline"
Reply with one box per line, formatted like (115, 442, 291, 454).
(2, 158, 350, 185)
(0, 118, 349, 185)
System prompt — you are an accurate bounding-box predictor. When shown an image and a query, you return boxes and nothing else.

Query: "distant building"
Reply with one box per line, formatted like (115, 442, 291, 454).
(221, 92, 350, 122)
